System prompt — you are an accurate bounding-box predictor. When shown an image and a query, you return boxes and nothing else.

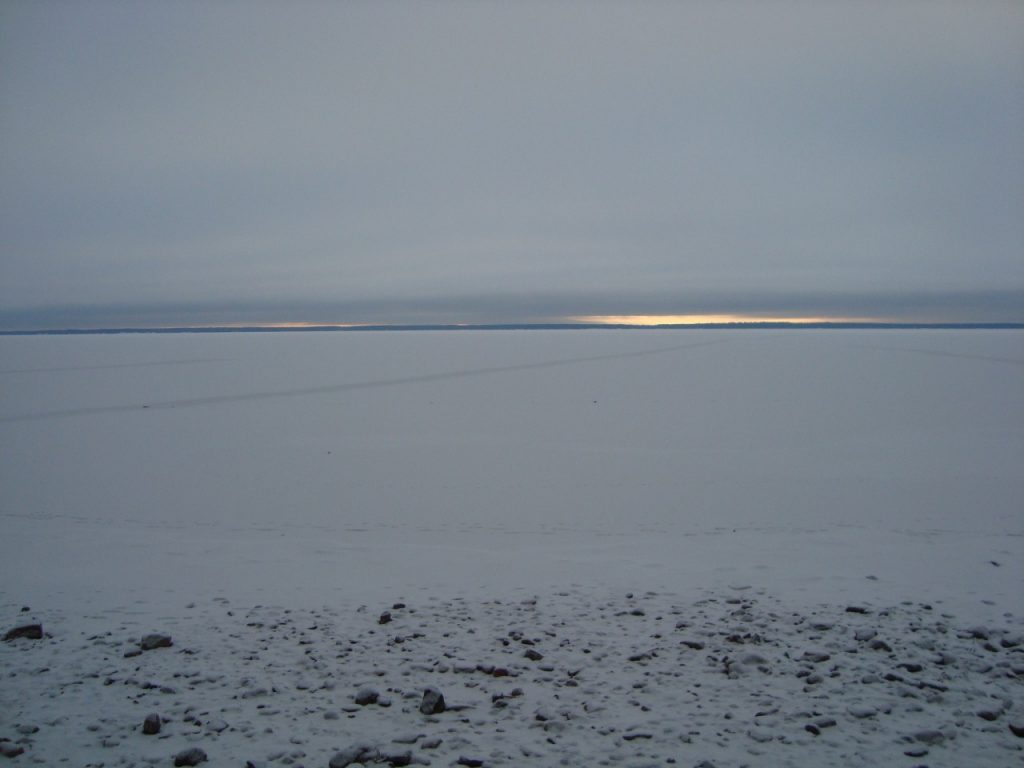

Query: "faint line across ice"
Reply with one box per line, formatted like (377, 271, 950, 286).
(0, 358, 222, 376)
(853, 344, 1024, 367)
(0, 339, 723, 423)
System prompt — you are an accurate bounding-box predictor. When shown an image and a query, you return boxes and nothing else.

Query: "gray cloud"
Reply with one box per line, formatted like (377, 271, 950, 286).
(2, 1, 1022, 327)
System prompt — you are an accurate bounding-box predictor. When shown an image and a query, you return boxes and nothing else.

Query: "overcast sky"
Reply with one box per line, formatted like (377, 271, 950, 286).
(1, 1, 1022, 328)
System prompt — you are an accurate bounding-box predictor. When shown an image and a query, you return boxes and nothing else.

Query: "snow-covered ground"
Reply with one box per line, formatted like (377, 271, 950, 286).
(1, 330, 1022, 766)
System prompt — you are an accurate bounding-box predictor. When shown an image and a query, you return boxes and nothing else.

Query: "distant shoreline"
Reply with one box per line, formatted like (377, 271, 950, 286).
(2, 322, 1023, 336)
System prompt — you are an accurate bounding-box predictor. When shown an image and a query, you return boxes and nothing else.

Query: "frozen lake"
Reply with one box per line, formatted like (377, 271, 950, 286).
(1, 330, 1022, 620)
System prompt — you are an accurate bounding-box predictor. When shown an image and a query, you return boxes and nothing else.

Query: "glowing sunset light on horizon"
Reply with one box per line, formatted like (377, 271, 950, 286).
(570, 314, 878, 326)
(177, 316, 886, 329)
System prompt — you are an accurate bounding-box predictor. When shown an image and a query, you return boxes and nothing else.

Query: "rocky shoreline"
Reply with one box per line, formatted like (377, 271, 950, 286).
(2, 588, 1022, 767)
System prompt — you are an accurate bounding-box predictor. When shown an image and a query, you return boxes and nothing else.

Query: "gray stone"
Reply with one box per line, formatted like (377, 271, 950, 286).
(622, 731, 652, 741)
(419, 686, 445, 715)
(3, 624, 42, 641)
(391, 734, 422, 745)
(173, 747, 208, 767)
(801, 651, 831, 664)
(354, 687, 379, 706)
(142, 714, 161, 735)
(140, 634, 173, 651)
(329, 743, 379, 768)
(914, 730, 945, 745)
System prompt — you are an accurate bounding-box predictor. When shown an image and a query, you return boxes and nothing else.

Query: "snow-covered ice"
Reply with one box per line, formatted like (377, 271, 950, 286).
(1, 330, 1022, 766)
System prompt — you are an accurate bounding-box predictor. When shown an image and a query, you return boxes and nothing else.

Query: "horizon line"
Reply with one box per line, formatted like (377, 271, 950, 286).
(3, 321, 1023, 336)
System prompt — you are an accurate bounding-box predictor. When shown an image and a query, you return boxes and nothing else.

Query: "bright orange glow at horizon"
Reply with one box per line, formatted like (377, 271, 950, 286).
(570, 314, 876, 326)
(146, 315, 891, 329)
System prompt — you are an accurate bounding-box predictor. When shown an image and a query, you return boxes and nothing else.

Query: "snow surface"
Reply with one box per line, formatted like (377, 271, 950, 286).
(1, 330, 1022, 766)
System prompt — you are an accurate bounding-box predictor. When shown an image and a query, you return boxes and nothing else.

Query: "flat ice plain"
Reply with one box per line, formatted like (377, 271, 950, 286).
(1, 330, 1022, 766)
